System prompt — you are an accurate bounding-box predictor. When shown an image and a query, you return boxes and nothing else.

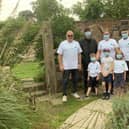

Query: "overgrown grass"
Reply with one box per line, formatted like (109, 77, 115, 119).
(11, 62, 42, 79)
(30, 95, 98, 129)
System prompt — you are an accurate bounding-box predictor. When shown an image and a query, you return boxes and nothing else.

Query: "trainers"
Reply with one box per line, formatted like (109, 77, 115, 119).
(62, 95, 67, 102)
(72, 93, 80, 99)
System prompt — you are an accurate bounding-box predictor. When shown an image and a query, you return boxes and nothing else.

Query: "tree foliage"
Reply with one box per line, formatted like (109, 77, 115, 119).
(73, 0, 129, 20)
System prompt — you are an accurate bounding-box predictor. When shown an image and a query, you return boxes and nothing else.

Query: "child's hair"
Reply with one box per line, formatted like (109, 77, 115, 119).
(103, 48, 110, 52)
(90, 53, 96, 57)
(115, 49, 124, 60)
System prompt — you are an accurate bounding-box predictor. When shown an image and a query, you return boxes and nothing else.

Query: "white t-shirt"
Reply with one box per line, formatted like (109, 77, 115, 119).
(101, 56, 114, 73)
(114, 60, 128, 73)
(98, 39, 119, 59)
(57, 40, 82, 70)
(88, 61, 101, 77)
(119, 37, 129, 61)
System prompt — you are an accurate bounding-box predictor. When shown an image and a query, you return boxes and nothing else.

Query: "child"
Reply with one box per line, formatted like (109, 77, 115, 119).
(101, 49, 114, 99)
(86, 53, 100, 97)
(113, 50, 128, 96)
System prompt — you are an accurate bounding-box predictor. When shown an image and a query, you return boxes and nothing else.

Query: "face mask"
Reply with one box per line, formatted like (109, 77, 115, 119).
(85, 31, 92, 39)
(104, 52, 110, 57)
(122, 33, 128, 39)
(103, 34, 110, 41)
(116, 54, 123, 59)
(90, 57, 96, 62)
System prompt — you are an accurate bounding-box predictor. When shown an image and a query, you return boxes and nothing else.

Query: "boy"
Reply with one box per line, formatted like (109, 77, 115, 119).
(101, 49, 114, 99)
(86, 53, 100, 97)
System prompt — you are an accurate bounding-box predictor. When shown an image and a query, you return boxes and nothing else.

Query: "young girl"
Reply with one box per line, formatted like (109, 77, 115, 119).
(86, 53, 100, 97)
(101, 49, 114, 100)
(113, 50, 128, 96)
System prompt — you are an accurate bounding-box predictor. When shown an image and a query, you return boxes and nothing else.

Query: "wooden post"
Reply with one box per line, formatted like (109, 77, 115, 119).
(42, 21, 57, 95)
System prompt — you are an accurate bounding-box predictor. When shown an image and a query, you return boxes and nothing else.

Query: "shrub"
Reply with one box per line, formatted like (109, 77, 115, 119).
(107, 93, 129, 129)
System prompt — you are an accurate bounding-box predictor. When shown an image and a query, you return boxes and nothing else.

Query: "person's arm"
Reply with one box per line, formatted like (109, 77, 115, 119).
(96, 50, 101, 60)
(58, 54, 64, 72)
(124, 71, 126, 81)
(78, 53, 82, 71)
(108, 61, 114, 74)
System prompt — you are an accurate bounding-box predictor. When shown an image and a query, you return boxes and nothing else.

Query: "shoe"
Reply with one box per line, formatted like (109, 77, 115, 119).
(62, 95, 67, 102)
(106, 93, 110, 100)
(102, 92, 106, 100)
(72, 93, 80, 99)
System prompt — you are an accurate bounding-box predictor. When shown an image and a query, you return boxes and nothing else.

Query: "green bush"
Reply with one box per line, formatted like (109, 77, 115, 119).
(108, 94, 129, 129)
(0, 67, 31, 129)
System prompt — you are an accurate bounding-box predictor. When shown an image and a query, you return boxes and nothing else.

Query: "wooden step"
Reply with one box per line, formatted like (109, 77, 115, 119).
(27, 90, 47, 97)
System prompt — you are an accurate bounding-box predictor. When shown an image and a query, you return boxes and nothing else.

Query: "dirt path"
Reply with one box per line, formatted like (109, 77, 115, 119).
(59, 99, 112, 129)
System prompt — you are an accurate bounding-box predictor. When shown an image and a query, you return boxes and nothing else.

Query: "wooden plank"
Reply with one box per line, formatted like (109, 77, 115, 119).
(42, 21, 57, 95)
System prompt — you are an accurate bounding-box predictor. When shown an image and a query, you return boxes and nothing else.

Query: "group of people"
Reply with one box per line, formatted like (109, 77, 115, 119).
(57, 28, 129, 102)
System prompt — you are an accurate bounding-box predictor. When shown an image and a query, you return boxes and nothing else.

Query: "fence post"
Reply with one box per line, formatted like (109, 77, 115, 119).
(42, 21, 57, 95)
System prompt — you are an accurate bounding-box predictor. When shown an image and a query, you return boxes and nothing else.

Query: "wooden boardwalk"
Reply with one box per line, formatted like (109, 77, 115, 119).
(59, 99, 112, 129)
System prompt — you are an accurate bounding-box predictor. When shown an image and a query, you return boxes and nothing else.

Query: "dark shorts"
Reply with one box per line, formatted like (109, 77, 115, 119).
(102, 74, 113, 83)
(114, 73, 125, 88)
(88, 77, 98, 88)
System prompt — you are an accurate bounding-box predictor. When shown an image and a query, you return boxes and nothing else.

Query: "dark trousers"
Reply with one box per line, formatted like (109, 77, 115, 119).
(83, 69, 88, 94)
(62, 69, 78, 96)
(126, 61, 129, 82)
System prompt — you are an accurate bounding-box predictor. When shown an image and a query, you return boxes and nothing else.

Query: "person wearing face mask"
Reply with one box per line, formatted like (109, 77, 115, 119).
(86, 53, 101, 97)
(113, 50, 128, 96)
(79, 28, 98, 94)
(96, 31, 119, 95)
(118, 29, 129, 82)
(101, 49, 114, 99)
(96, 31, 119, 61)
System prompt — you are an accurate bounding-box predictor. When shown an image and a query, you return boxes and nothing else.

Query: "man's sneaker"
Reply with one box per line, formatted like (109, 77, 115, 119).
(72, 93, 80, 99)
(62, 95, 67, 102)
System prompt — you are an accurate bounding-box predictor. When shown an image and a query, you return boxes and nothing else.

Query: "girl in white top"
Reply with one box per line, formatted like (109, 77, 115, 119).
(113, 51, 128, 96)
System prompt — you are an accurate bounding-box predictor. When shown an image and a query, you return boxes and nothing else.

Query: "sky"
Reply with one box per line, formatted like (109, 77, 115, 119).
(0, 0, 82, 21)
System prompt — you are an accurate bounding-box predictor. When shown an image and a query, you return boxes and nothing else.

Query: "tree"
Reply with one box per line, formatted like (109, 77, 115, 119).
(32, 0, 61, 22)
(104, 0, 129, 19)
(73, 0, 104, 20)
(73, 0, 129, 20)
(18, 10, 34, 20)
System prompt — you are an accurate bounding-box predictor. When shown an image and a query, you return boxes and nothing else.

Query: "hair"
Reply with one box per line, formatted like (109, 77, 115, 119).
(90, 53, 96, 57)
(115, 49, 124, 60)
(119, 28, 129, 36)
(84, 27, 90, 32)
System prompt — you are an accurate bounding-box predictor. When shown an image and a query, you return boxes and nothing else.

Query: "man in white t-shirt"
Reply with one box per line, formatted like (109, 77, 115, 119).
(57, 30, 82, 102)
(97, 31, 119, 60)
(118, 29, 129, 81)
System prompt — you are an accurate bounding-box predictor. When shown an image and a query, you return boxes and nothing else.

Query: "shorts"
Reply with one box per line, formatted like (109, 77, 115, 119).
(114, 73, 125, 88)
(88, 77, 98, 88)
(102, 74, 112, 83)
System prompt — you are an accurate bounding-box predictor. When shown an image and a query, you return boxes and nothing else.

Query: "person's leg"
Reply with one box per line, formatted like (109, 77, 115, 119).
(95, 88, 98, 95)
(102, 81, 106, 99)
(62, 70, 70, 96)
(71, 69, 80, 99)
(126, 61, 129, 82)
(86, 87, 91, 96)
(82, 67, 88, 94)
